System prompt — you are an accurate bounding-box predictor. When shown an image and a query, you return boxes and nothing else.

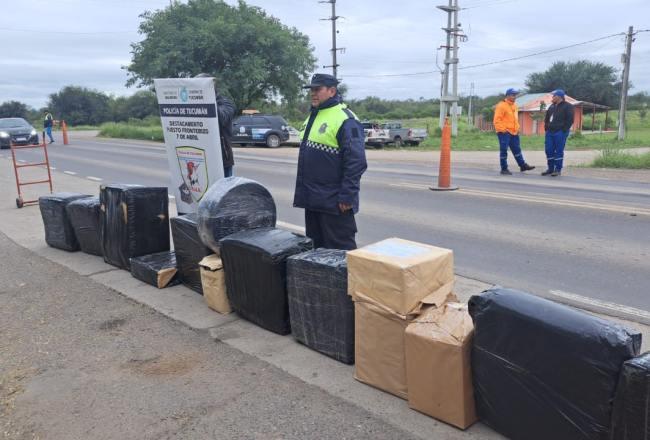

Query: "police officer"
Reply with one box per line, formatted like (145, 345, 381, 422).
(293, 73, 367, 250)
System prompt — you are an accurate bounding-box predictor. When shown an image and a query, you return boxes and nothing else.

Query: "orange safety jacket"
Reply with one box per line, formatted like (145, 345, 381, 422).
(493, 100, 520, 135)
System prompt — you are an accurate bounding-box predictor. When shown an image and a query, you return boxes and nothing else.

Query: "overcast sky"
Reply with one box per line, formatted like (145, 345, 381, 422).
(3, 0, 649, 109)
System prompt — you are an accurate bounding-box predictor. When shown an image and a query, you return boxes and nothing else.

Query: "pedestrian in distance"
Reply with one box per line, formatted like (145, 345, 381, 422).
(542, 89, 574, 177)
(493, 88, 535, 175)
(194, 73, 236, 178)
(293, 73, 367, 250)
(43, 110, 55, 144)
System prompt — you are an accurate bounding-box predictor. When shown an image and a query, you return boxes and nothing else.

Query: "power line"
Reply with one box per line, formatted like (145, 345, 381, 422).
(344, 32, 625, 78)
(459, 32, 624, 70)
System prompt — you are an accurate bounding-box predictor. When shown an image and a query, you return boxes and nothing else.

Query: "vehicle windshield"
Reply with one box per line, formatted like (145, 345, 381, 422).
(0, 118, 29, 129)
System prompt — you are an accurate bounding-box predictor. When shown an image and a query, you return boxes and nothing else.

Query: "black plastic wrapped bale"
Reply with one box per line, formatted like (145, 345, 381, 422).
(171, 214, 212, 295)
(220, 228, 313, 335)
(100, 184, 170, 270)
(39, 192, 92, 251)
(287, 249, 354, 364)
(130, 251, 180, 289)
(468, 287, 641, 440)
(66, 196, 102, 256)
(610, 352, 650, 440)
(197, 177, 277, 254)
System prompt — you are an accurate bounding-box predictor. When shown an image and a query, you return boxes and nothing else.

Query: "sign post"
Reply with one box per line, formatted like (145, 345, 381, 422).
(154, 77, 224, 214)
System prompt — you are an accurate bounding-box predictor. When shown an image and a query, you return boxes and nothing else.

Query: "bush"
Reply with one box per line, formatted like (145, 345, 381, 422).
(99, 122, 163, 142)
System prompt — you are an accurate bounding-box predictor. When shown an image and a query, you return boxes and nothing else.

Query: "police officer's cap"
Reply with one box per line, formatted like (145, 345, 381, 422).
(303, 73, 339, 89)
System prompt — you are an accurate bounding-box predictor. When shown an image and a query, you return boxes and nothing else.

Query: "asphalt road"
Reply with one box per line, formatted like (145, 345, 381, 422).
(4, 137, 649, 311)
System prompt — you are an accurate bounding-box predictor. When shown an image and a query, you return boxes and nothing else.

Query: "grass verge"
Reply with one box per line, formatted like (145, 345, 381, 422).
(590, 148, 650, 169)
(99, 122, 164, 142)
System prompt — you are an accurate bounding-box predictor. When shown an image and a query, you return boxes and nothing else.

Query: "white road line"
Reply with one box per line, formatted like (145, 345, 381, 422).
(549, 289, 650, 325)
(49, 166, 56, 170)
(389, 182, 650, 216)
(86, 176, 102, 181)
(17, 159, 26, 163)
(63, 171, 77, 175)
(168, 195, 175, 199)
(276, 220, 305, 235)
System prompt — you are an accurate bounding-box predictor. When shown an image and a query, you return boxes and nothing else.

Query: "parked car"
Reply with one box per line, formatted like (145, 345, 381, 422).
(231, 114, 290, 148)
(283, 126, 301, 146)
(361, 122, 390, 148)
(0, 118, 39, 149)
(380, 121, 427, 146)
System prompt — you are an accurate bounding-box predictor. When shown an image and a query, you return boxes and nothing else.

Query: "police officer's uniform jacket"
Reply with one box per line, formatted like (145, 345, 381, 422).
(293, 95, 367, 216)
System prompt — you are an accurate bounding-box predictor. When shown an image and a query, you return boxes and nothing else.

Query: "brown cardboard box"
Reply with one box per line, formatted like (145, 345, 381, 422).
(199, 255, 231, 314)
(347, 238, 454, 316)
(405, 303, 477, 430)
(354, 291, 456, 400)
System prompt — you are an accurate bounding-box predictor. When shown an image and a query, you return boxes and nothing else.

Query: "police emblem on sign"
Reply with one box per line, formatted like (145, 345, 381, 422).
(319, 123, 328, 134)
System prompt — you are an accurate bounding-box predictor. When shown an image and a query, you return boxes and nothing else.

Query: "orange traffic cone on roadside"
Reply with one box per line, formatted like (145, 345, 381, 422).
(62, 120, 69, 145)
(430, 118, 458, 191)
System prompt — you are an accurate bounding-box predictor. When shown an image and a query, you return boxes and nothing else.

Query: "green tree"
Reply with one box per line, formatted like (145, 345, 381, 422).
(48, 86, 111, 125)
(0, 101, 31, 119)
(125, 0, 316, 109)
(110, 90, 159, 121)
(525, 60, 619, 107)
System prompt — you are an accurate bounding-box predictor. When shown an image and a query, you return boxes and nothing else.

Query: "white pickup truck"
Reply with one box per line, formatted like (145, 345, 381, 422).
(361, 122, 391, 148)
(380, 121, 428, 146)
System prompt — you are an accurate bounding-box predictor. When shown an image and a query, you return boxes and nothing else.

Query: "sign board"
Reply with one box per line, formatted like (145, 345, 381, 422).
(154, 77, 224, 214)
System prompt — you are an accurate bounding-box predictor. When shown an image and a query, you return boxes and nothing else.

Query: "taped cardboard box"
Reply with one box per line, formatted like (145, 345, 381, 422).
(354, 290, 457, 400)
(405, 303, 477, 430)
(199, 254, 231, 314)
(348, 238, 454, 316)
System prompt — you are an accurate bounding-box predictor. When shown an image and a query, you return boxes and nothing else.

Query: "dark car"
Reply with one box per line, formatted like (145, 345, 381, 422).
(231, 114, 290, 148)
(0, 118, 39, 149)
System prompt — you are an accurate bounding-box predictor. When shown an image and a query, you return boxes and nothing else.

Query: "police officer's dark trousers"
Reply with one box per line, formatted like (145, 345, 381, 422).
(305, 209, 357, 250)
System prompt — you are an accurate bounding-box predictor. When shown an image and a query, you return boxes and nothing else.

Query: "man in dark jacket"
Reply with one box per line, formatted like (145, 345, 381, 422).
(294, 73, 367, 250)
(216, 95, 235, 177)
(194, 73, 235, 177)
(542, 89, 574, 176)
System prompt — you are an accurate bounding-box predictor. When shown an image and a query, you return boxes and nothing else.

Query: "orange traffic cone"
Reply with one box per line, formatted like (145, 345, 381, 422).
(430, 118, 458, 191)
(62, 120, 69, 145)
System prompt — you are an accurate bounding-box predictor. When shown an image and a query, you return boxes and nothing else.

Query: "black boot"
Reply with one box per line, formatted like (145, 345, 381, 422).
(520, 163, 535, 172)
(541, 169, 553, 176)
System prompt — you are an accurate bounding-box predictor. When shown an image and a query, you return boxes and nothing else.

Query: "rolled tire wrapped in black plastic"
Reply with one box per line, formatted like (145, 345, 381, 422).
(197, 177, 277, 254)
(468, 287, 641, 440)
(66, 196, 103, 256)
(220, 228, 313, 335)
(39, 192, 92, 251)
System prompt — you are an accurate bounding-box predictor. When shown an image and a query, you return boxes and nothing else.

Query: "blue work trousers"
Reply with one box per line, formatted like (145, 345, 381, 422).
(545, 131, 569, 172)
(497, 132, 526, 171)
(46, 126, 54, 143)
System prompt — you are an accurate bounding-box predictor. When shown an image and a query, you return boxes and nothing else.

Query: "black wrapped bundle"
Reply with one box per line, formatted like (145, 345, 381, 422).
(130, 251, 179, 289)
(171, 213, 212, 294)
(287, 249, 354, 364)
(610, 352, 650, 440)
(100, 184, 169, 270)
(468, 287, 641, 440)
(39, 192, 92, 251)
(220, 228, 313, 335)
(66, 196, 102, 256)
(197, 177, 277, 254)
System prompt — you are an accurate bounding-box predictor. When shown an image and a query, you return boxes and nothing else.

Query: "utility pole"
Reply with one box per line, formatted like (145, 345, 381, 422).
(436, 0, 466, 136)
(468, 82, 474, 126)
(617, 26, 634, 141)
(320, 0, 344, 79)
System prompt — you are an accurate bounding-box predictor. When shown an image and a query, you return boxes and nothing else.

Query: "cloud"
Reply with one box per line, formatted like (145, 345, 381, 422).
(2, 0, 649, 108)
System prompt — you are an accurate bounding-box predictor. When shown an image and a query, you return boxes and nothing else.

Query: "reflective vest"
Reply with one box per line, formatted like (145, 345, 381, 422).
(300, 103, 358, 153)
